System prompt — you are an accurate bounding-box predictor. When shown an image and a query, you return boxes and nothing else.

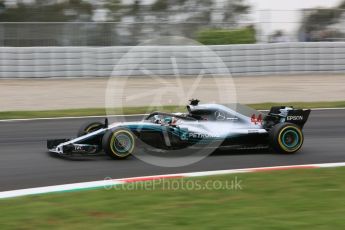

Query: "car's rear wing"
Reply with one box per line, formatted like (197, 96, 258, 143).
(267, 106, 311, 128)
(285, 109, 311, 128)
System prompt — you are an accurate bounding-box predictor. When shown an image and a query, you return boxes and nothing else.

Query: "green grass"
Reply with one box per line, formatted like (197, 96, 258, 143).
(1, 101, 345, 120)
(0, 105, 184, 120)
(0, 167, 344, 229)
(249, 101, 345, 110)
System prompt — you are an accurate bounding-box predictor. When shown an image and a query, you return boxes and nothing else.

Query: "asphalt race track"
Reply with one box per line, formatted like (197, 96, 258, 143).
(0, 109, 344, 191)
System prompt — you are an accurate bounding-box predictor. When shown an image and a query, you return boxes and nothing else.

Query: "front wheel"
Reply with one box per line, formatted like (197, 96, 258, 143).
(269, 123, 304, 154)
(77, 121, 104, 137)
(102, 128, 136, 159)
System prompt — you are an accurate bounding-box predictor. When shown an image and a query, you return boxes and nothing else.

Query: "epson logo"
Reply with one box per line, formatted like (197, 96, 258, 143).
(287, 115, 303, 121)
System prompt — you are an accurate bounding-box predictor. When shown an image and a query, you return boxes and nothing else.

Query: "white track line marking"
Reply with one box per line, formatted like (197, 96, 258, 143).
(0, 107, 344, 122)
(1, 162, 344, 199)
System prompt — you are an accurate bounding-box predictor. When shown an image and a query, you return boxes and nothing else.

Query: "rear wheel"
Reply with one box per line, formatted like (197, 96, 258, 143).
(269, 123, 304, 154)
(102, 128, 135, 159)
(77, 121, 104, 137)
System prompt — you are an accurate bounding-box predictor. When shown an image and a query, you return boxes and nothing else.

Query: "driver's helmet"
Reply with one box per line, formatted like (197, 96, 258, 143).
(163, 117, 172, 124)
(163, 116, 179, 126)
(153, 115, 162, 124)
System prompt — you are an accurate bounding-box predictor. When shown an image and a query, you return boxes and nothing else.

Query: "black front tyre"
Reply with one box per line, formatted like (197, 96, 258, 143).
(77, 121, 104, 137)
(269, 123, 304, 154)
(102, 128, 135, 159)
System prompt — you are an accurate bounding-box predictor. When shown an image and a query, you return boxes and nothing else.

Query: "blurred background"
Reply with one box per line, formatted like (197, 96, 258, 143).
(1, 0, 345, 109)
(0, 0, 345, 46)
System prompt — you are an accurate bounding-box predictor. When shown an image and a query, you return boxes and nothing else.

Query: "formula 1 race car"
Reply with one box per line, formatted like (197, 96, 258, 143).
(47, 100, 311, 159)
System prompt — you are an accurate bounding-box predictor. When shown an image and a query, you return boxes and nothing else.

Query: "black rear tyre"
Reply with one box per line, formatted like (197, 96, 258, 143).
(269, 123, 304, 154)
(102, 128, 135, 159)
(77, 121, 104, 137)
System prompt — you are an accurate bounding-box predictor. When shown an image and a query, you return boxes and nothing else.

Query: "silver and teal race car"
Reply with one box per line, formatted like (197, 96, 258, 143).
(47, 100, 311, 159)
